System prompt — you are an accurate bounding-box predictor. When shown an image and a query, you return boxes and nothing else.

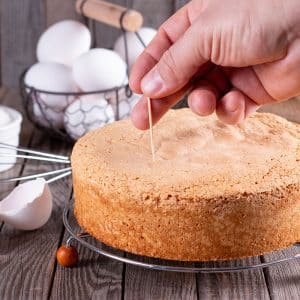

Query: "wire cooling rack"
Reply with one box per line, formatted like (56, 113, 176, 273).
(1, 144, 298, 273)
(63, 204, 300, 273)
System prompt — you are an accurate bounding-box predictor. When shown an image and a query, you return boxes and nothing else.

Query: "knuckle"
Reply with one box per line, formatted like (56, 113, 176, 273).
(158, 50, 183, 85)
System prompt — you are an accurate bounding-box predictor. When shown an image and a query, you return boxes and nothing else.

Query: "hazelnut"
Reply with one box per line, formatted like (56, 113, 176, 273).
(56, 245, 78, 267)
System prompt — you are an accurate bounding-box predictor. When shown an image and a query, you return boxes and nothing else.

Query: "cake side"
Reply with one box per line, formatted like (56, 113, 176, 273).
(73, 173, 300, 261)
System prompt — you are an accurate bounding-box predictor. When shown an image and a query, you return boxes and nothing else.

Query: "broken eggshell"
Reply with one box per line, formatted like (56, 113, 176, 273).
(0, 178, 52, 230)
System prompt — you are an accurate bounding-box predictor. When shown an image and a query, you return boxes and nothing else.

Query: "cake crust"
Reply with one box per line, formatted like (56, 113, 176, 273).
(72, 109, 300, 261)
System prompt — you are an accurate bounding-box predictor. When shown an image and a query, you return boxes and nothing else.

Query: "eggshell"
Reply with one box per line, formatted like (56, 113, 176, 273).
(37, 20, 91, 66)
(113, 27, 157, 69)
(25, 62, 79, 128)
(72, 48, 127, 92)
(107, 88, 140, 120)
(64, 95, 115, 140)
(0, 178, 52, 230)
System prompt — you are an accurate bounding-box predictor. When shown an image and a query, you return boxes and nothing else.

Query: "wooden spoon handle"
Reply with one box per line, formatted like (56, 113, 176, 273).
(76, 0, 143, 32)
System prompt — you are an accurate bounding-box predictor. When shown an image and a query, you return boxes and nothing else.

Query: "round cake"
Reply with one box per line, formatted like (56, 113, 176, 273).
(72, 109, 300, 261)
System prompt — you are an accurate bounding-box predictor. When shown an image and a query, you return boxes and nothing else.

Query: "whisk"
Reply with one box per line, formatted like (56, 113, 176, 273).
(0, 142, 72, 183)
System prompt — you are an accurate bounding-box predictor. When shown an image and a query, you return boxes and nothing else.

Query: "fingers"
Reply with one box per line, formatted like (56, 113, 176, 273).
(129, 3, 194, 94)
(140, 20, 208, 98)
(223, 67, 275, 104)
(132, 87, 259, 130)
(188, 81, 217, 116)
(131, 65, 260, 130)
(187, 67, 230, 116)
(131, 85, 190, 130)
(216, 90, 259, 124)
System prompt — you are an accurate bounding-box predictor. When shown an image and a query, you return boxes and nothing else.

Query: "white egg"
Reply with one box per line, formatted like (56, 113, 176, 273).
(0, 178, 52, 230)
(72, 48, 128, 92)
(64, 95, 115, 140)
(113, 27, 157, 69)
(107, 88, 140, 120)
(25, 62, 79, 128)
(37, 20, 91, 66)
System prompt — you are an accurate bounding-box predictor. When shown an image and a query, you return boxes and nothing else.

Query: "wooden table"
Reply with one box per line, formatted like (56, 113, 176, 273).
(0, 87, 299, 300)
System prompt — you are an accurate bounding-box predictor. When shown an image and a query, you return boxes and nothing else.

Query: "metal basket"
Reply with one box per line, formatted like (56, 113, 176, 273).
(19, 5, 148, 143)
(19, 70, 139, 142)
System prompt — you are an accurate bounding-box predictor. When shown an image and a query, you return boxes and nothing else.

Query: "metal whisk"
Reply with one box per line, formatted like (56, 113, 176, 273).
(0, 142, 72, 183)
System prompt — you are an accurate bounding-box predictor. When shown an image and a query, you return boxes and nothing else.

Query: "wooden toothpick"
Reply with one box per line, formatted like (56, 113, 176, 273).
(147, 97, 155, 161)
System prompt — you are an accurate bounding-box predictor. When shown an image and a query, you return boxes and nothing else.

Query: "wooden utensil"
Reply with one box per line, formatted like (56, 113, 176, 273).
(76, 0, 143, 32)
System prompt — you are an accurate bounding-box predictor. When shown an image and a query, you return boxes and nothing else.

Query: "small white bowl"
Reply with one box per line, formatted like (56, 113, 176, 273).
(0, 106, 23, 172)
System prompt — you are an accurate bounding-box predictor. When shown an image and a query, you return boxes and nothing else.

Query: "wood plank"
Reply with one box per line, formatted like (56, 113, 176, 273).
(262, 246, 300, 300)
(124, 255, 197, 300)
(196, 258, 270, 299)
(0, 87, 124, 299)
(0, 0, 45, 87)
(0, 130, 72, 299)
(50, 206, 123, 300)
(46, 0, 85, 27)
(0, 86, 34, 220)
(0, 87, 73, 299)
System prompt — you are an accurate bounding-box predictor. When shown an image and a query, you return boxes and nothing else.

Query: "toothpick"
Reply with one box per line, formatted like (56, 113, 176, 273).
(147, 96, 155, 161)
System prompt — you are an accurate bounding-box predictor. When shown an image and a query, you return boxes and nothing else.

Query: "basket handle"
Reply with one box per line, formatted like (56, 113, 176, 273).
(76, 0, 143, 32)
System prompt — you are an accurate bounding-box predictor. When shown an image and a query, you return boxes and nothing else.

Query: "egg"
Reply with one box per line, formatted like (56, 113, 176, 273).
(25, 62, 79, 128)
(64, 95, 115, 140)
(107, 88, 140, 120)
(0, 178, 52, 230)
(113, 27, 157, 69)
(37, 20, 91, 66)
(72, 48, 128, 92)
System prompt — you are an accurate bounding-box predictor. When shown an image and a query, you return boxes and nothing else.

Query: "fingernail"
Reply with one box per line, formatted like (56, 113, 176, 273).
(141, 67, 164, 95)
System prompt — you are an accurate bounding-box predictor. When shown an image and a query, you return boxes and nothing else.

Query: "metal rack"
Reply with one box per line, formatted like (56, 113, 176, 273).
(63, 204, 300, 273)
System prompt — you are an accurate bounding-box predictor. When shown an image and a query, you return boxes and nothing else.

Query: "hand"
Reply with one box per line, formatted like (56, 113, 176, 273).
(129, 0, 300, 129)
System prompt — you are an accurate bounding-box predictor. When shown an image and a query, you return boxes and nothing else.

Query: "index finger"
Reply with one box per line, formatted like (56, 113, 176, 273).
(129, 2, 195, 94)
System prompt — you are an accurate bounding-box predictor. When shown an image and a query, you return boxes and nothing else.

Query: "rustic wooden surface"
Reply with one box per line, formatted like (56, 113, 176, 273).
(0, 0, 300, 299)
(0, 87, 299, 300)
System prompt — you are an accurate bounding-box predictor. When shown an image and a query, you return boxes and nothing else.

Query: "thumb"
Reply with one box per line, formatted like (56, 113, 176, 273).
(141, 21, 209, 98)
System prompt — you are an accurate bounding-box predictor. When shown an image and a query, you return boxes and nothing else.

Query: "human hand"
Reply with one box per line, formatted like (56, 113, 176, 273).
(129, 0, 300, 129)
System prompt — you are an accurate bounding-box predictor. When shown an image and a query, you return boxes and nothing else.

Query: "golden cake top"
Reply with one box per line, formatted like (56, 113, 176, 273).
(71, 109, 300, 200)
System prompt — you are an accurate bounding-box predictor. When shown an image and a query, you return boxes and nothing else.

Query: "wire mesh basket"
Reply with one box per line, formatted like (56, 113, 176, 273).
(20, 73, 139, 142)
(19, 0, 150, 143)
